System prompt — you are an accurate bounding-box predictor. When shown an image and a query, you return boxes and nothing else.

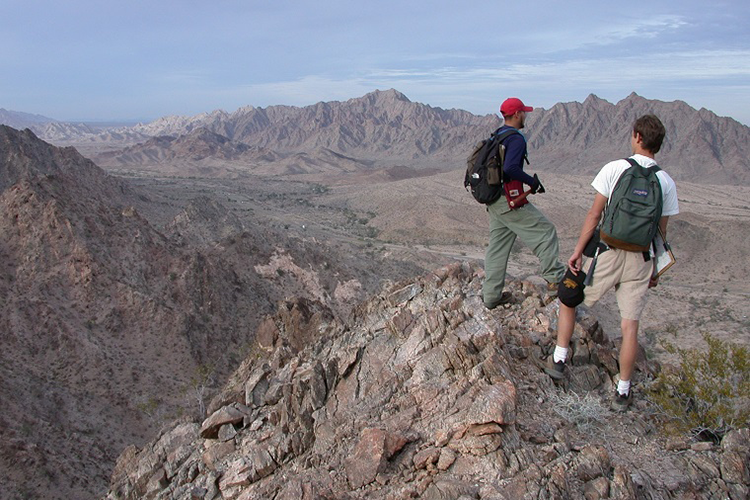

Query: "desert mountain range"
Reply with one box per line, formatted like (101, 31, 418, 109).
(1, 90, 749, 499)
(6, 89, 750, 184)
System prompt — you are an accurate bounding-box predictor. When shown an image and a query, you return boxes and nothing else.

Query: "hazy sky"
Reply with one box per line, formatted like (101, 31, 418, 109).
(2, 0, 749, 125)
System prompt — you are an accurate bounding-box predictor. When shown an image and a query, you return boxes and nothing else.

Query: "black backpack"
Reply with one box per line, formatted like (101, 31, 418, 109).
(600, 158, 663, 252)
(464, 128, 519, 205)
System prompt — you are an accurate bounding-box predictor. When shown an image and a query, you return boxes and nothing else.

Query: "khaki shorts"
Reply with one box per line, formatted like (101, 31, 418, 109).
(582, 248, 653, 320)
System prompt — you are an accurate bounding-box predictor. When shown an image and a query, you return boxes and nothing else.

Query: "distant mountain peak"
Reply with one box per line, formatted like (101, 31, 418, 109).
(377, 88, 410, 101)
(357, 88, 412, 104)
(182, 127, 230, 142)
(0, 108, 58, 129)
(583, 93, 605, 103)
(620, 91, 648, 104)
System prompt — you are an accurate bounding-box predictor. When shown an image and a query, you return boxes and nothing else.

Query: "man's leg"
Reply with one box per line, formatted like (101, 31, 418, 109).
(556, 303, 577, 349)
(546, 251, 615, 381)
(483, 221, 516, 307)
(611, 250, 651, 409)
(545, 303, 576, 379)
(611, 318, 639, 411)
(508, 204, 565, 284)
(618, 318, 639, 386)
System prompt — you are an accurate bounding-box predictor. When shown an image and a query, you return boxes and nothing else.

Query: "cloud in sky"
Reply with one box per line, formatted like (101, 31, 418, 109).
(1, 0, 749, 125)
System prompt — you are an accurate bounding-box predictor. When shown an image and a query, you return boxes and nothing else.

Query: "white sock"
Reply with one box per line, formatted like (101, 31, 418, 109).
(553, 346, 568, 364)
(617, 379, 631, 396)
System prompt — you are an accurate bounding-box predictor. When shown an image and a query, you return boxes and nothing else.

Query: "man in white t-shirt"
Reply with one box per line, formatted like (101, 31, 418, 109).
(545, 114, 679, 412)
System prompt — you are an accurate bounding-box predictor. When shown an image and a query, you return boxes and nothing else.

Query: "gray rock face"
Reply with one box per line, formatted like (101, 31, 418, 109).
(105, 262, 749, 499)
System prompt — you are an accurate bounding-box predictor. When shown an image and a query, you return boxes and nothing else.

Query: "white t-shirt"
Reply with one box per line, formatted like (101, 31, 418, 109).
(591, 154, 679, 216)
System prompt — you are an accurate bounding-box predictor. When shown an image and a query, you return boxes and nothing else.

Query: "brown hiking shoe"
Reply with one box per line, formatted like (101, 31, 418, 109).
(485, 291, 513, 310)
(543, 282, 559, 304)
(544, 356, 566, 380)
(611, 390, 633, 412)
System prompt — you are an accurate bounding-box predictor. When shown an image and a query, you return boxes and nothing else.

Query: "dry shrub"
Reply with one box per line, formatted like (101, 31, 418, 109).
(550, 391, 609, 432)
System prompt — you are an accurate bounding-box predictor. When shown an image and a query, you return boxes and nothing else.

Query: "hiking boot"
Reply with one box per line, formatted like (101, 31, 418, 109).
(611, 390, 633, 412)
(485, 291, 513, 310)
(544, 356, 566, 380)
(543, 282, 559, 304)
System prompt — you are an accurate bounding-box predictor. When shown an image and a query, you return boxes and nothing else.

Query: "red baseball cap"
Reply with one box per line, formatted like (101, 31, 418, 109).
(500, 97, 533, 116)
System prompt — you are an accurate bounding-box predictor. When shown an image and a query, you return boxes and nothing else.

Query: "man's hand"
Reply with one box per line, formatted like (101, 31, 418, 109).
(567, 251, 583, 275)
(531, 174, 545, 194)
(649, 275, 659, 288)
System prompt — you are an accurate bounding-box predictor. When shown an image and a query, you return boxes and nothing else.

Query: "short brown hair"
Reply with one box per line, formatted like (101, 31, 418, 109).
(633, 114, 666, 154)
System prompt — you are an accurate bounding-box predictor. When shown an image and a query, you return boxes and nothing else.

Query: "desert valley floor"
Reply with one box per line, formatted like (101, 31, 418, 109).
(113, 165, 750, 362)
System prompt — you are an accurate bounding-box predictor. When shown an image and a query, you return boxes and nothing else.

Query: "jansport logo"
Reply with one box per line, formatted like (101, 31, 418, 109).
(632, 188, 648, 197)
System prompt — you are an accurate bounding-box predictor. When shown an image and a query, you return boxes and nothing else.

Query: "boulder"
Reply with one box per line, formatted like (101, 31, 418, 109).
(200, 405, 247, 439)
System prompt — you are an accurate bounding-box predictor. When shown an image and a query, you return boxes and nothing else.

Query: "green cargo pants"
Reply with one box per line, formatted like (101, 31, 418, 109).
(483, 201, 565, 308)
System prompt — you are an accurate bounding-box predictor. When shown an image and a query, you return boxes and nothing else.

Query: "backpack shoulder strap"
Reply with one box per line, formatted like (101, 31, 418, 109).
(494, 128, 528, 164)
(624, 157, 639, 169)
(625, 157, 661, 174)
(492, 128, 519, 142)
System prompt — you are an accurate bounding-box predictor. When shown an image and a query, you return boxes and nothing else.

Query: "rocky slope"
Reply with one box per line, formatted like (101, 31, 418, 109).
(105, 262, 750, 500)
(0, 126, 424, 499)
(0, 125, 274, 499)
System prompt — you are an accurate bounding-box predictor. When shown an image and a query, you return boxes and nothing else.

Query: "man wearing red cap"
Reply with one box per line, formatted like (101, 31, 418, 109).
(483, 97, 565, 309)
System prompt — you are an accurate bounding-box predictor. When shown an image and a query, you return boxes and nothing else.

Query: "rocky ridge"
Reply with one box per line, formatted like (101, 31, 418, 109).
(106, 262, 749, 500)
(0, 125, 278, 498)
(126, 90, 492, 164)
(95, 127, 373, 177)
(96, 128, 269, 165)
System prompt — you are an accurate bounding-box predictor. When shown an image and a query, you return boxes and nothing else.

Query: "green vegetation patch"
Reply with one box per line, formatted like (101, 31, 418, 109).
(647, 333, 750, 441)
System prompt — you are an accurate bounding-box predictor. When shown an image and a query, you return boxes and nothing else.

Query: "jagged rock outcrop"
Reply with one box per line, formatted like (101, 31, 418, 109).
(105, 262, 750, 499)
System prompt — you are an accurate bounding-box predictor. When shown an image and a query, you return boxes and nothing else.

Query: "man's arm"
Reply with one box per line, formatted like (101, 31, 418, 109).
(658, 216, 669, 237)
(649, 215, 670, 287)
(569, 193, 607, 274)
(502, 135, 535, 186)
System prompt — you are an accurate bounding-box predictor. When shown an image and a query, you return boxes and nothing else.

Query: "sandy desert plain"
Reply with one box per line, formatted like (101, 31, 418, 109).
(103, 160, 750, 366)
